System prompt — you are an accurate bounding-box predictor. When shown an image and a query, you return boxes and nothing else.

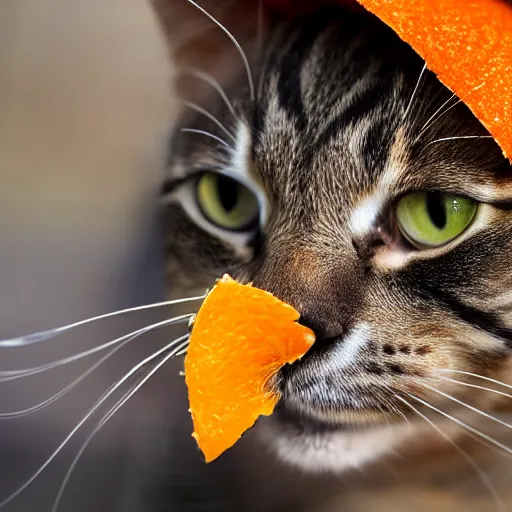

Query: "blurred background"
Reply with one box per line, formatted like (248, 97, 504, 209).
(1, 1, 511, 511)
(0, 0, 174, 510)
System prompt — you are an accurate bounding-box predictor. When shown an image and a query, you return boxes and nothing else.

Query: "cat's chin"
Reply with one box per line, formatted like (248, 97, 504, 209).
(256, 410, 410, 473)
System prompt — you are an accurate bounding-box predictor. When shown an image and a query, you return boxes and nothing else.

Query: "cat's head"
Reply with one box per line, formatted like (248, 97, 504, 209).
(155, 1, 512, 471)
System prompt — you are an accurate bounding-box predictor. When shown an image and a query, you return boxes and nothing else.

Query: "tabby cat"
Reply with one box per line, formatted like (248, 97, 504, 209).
(154, 0, 512, 510)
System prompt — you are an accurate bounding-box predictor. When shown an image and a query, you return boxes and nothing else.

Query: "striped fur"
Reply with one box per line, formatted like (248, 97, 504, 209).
(158, 0, 512, 494)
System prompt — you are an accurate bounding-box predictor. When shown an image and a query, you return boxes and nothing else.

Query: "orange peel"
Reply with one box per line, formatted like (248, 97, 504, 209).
(356, 0, 512, 161)
(184, 275, 315, 462)
(267, 0, 512, 160)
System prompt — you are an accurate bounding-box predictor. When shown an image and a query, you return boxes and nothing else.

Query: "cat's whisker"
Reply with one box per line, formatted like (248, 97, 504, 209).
(176, 346, 188, 356)
(424, 135, 493, 147)
(418, 92, 456, 130)
(0, 343, 127, 419)
(402, 62, 427, 121)
(410, 381, 508, 456)
(438, 370, 512, 391)
(416, 95, 461, 140)
(182, 68, 237, 119)
(0, 333, 189, 509)
(183, 101, 236, 142)
(51, 381, 141, 512)
(0, 316, 188, 417)
(394, 393, 505, 512)
(180, 128, 232, 149)
(397, 410, 412, 429)
(417, 79, 486, 139)
(385, 385, 509, 460)
(439, 376, 512, 401)
(0, 294, 204, 348)
(404, 392, 512, 456)
(418, 382, 512, 431)
(51, 337, 189, 512)
(371, 383, 410, 429)
(186, 0, 255, 101)
(0, 314, 192, 382)
(50, 381, 142, 512)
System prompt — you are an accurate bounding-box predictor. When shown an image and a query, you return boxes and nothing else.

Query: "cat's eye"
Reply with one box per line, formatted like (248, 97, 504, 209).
(196, 172, 259, 231)
(396, 191, 478, 248)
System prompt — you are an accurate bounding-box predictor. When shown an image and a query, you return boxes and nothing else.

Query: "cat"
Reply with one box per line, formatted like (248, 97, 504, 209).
(153, 0, 512, 510)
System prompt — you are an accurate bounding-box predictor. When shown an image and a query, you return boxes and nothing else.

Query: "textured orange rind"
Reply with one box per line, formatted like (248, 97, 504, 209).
(184, 275, 315, 462)
(357, 0, 512, 160)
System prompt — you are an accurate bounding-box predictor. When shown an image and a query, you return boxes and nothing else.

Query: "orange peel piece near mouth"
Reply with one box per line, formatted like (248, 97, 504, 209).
(184, 275, 315, 463)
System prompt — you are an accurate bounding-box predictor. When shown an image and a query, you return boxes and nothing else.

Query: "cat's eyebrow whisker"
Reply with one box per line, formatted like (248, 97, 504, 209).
(417, 79, 487, 139)
(416, 95, 460, 139)
(418, 381, 512, 432)
(0, 334, 189, 509)
(0, 314, 192, 382)
(402, 62, 427, 121)
(394, 393, 505, 512)
(183, 101, 237, 143)
(181, 128, 233, 149)
(439, 376, 512, 401)
(0, 294, 204, 348)
(50, 337, 189, 512)
(404, 392, 512, 456)
(424, 135, 494, 147)
(182, 68, 237, 119)
(438, 370, 512, 391)
(186, 0, 255, 101)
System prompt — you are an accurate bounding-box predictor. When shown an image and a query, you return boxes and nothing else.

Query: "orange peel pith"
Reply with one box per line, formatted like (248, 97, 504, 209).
(184, 274, 315, 463)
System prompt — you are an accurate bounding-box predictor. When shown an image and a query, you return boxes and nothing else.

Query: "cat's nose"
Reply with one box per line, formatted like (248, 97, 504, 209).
(252, 247, 363, 341)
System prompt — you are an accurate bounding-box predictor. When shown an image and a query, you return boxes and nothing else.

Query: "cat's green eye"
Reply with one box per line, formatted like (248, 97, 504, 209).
(196, 172, 259, 230)
(396, 191, 478, 248)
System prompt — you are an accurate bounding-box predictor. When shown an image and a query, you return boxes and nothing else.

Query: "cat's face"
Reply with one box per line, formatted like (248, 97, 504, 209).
(160, 5, 512, 471)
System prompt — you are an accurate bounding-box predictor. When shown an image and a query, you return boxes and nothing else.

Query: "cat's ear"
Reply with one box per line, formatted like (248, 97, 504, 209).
(150, 0, 261, 104)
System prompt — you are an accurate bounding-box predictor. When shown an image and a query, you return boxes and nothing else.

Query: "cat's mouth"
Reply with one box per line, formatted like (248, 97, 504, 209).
(262, 398, 411, 473)
(262, 356, 408, 472)
(272, 353, 392, 435)
(273, 402, 357, 433)
(273, 401, 381, 435)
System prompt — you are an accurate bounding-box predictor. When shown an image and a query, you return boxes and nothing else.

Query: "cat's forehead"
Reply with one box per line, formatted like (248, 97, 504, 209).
(169, 10, 509, 220)
(248, 16, 416, 216)
(241, 13, 508, 215)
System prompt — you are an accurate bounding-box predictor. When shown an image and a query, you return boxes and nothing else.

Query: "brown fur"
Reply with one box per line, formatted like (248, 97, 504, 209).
(153, 1, 512, 510)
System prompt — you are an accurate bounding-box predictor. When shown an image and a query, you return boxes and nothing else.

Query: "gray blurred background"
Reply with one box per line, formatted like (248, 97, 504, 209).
(0, 1, 181, 510)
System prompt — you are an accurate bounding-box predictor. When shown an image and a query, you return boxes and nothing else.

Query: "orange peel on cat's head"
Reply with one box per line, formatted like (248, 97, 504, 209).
(355, 0, 512, 161)
(267, 0, 512, 161)
(184, 275, 315, 463)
